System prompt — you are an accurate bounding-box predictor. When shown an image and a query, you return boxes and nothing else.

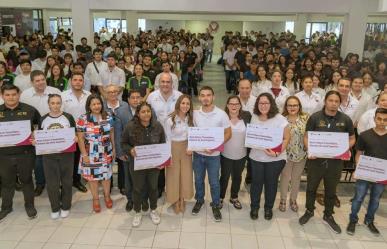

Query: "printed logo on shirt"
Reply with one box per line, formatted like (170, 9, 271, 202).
(318, 120, 327, 127)
(336, 122, 345, 127)
(47, 123, 65, 129)
(16, 111, 27, 116)
(0, 112, 4, 118)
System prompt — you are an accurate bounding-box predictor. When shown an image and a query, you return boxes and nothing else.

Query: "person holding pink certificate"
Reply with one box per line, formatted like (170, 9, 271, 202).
(299, 90, 356, 234)
(36, 94, 76, 220)
(0, 84, 40, 222)
(347, 108, 387, 236)
(248, 92, 290, 221)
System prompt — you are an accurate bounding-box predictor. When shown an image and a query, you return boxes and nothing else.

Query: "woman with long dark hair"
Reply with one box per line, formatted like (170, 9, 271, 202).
(47, 63, 68, 91)
(121, 102, 166, 227)
(76, 94, 115, 213)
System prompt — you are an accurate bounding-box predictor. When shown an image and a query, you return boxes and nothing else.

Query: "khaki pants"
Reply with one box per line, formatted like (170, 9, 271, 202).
(166, 141, 193, 204)
(279, 159, 306, 201)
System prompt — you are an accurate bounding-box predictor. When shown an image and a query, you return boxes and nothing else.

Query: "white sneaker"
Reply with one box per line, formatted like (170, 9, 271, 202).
(132, 212, 142, 227)
(60, 209, 70, 218)
(150, 210, 161, 225)
(50, 211, 60, 220)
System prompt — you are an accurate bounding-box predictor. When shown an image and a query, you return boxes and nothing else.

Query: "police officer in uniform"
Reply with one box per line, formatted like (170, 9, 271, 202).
(0, 84, 41, 221)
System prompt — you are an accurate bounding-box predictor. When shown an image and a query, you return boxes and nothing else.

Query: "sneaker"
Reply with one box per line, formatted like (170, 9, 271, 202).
(60, 209, 70, 218)
(150, 210, 161, 225)
(191, 201, 204, 215)
(0, 209, 13, 222)
(132, 212, 142, 227)
(141, 200, 149, 212)
(212, 206, 222, 222)
(346, 221, 356, 235)
(323, 215, 341, 234)
(299, 210, 314, 225)
(51, 211, 60, 220)
(73, 182, 88, 193)
(365, 221, 380, 236)
(126, 201, 133, 212)
(25, 206, 37, 219)
(250, 208, 258, 220)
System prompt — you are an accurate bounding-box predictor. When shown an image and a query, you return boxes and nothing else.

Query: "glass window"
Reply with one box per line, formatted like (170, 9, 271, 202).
(121, 20, 127, 33)
(94, 18, 106, 33)
(138, 19, 146, 32)
(285, 21, 294, 33)
(106, 19, 121, 33)
(49, 18, 58, 36)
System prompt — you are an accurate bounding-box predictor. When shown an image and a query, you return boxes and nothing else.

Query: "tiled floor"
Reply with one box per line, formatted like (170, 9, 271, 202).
(0, 61, 386, 249)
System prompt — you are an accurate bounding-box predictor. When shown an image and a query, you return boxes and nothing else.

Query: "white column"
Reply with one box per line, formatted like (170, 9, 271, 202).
(71, 0, 92, 46)
(340, 0, 368, 60)
(123, 11, 138, 35)
(293, 14, 308, 41)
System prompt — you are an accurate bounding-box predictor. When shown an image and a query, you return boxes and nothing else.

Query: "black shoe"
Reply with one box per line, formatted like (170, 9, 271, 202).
(264, 209, 273, 220)
(212, 206, 222, 222)
(0, 209, 12, 222)
(365, 221, 380, 236)
(125, 201, 133, 212)
(250, 209, 258, 220)
(299, 210, 314, 225)
(141, 200, 149, 212)
(73, 182, 87, 193)
(34, 185, 44, 196)
(323, 215, 341, 234)
(120, 188, 126, 196)
(191, 201, 204, 215)
(346, 221, 356, 235)
(25, 206, 37, 219)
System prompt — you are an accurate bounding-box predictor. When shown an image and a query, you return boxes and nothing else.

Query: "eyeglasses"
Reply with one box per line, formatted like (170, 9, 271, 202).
(287, 104, 300, 108)
(258, 102, 270, 106)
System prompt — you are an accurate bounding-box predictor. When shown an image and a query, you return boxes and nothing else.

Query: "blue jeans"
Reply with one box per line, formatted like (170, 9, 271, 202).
(350, 180, 385, 223)
(35, 155, 45, 186)
(192, 153, 221, 206)
(250, 159, 285, 210)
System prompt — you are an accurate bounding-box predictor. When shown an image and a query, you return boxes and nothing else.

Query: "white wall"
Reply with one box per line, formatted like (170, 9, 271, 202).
(243, 21, 285, 34)
(145, 20, 186, 32)
(185, 20, 243, 54)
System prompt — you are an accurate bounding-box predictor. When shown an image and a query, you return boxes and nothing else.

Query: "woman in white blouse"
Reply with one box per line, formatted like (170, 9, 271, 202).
(220, 96, 251, 209)
(165, 94, 194, 213)
(295, 76, 323, 115)
(264, 70, 290, 113)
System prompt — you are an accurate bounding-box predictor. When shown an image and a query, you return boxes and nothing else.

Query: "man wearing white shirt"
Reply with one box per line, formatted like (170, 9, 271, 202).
(84, 49, 108, 92)
(14, 60, 32, 92)
(97, 52, 125, 98)
(358, 92, 387, 134)
(237, 79, 256, 189)
(61, 73, 90, 193)
(337, 78, 361, 124)
(238, 79, 256, 115)
(32, 50, 47, 71)
(350, 76, 373, 124)
(147, 73, 182, 197)
(20, 70, 61, 196)
(191, 86, 232, 222)
(147, 73, 182, 129)
(153, 62, 179, 90)
(157, 38, 172, 53)
(223, 43, 237, 93)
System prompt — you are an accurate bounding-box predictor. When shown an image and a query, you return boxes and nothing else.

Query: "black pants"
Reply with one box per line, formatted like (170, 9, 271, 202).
(73, 145, 82, 184)
(0, 153, 35, 210)
(42, 153, 74, 212)
(250, 160, 285, 210)
(129, 160, 160, 212)
(245, 149, 252, 184)
(116, 159, 125, 190)
(220, 156, 246, 199)
(158, 168, 165, 194)
(305, 159, 343, 216)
